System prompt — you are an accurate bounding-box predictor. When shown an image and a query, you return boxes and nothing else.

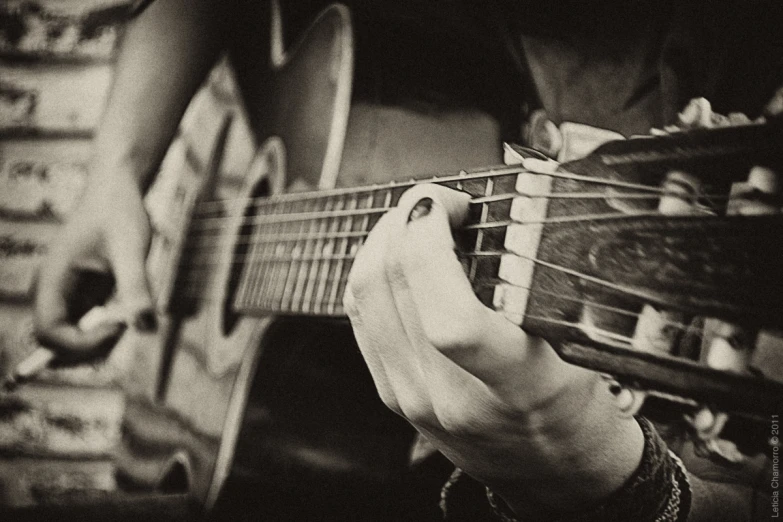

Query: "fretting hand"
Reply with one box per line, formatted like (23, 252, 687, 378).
(344, 183, 644, 515)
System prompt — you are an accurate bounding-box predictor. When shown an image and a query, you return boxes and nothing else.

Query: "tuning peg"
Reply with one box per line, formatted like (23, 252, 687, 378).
(688, 407, 728, 438)
(701, 320, 754, 372)
(686, 167, 782, 461)
(702, 167, 780, 373)
(685, 407, 747, 464)
(613, 171, 704, 418)
(726, 165, 781, 216)
(631, 171, 703, 355)
(658, 170, 702, 214)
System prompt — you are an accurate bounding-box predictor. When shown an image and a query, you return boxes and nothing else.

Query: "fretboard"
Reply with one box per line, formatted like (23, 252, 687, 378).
(230, 165, 527, 316)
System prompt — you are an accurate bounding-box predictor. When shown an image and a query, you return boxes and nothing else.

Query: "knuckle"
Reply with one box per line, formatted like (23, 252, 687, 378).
(432, 399, 482, 439)
(423, 316, 483, 353)
(376, 387, 401, 415)
(342, 285, 355, 312)
(397, 393, 434, 426)
(345, 265, 368, 300)
(32, 321, 52, 346)
(383, 250, 408, 289)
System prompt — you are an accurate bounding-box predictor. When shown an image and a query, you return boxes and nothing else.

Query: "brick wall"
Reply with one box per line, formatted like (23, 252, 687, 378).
(0, 0, 256, 506)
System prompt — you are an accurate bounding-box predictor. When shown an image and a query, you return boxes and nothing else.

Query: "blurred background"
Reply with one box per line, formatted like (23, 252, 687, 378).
(0, 0, 257, 511)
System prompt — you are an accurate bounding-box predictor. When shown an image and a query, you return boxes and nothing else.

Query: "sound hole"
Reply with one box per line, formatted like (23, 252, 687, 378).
(222, 177, 270, 336)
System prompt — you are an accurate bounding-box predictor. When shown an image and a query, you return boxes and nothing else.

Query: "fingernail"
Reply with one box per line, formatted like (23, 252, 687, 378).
(407, 198, 433, 223)
(134, 310, 158, 332)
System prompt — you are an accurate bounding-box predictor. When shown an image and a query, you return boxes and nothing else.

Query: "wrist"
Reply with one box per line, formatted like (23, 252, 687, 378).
(486, 418, 690, 522)
(492, 379, 645, 513)
(83, 157, 147, 200)
(88, 135, 163, 193)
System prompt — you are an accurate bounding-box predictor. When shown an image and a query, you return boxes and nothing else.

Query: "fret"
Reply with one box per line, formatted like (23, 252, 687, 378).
(388, 185, 408, 208)
(440, 176, 490, 198)
(253, 200, 281, 309)
(325, 192, 362, 314)
(233, 208, 252, 308)
(280, 198, 311, 311)
(251, 199, 282, 306)
(372, 188, 388, 209)
(301, 195, 335, 312)
(313, 195, 345, 314)
(380, 187, 393, 223)
(235, 170, 522, 314)
(469, 177, 494, 283)
(245, 202, 273, 309)
(334, 239, 357, 313)
(264, 200, 294, 310)
(364, 186, 393, 234)
(333, 188, 389, 310)
(289, 197, 324, 312)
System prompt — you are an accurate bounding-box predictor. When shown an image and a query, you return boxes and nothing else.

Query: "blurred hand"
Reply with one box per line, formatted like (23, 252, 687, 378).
(344, 184, 642, 513)
(34, 172, 154, 362)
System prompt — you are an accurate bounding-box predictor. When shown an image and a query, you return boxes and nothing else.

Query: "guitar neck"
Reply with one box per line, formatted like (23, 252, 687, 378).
(209, 117, 783, 326)
(176, 119, 783, 420)
(228, 165, 527, 317)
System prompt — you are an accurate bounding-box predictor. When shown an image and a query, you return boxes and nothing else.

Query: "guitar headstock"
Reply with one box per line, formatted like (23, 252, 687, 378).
(455, 119, 783, 457)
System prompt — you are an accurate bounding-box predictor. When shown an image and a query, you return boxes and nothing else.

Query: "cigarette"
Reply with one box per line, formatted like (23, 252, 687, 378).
(3, 348, 55, 391)
(2, 305, 126, 392)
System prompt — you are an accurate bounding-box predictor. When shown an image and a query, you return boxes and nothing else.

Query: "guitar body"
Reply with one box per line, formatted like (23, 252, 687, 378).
(115, 2, 364, 506)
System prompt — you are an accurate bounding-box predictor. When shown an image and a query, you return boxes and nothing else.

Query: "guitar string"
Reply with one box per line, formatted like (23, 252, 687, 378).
(178, 249, 498, 270)
(191, 164, 671, 214)
(177, 204, 715, 268)
(190, 188, 714, 221)
(189, 165, 693, 219)
(184, 195, 724, 233)
(176, 208, 661, 269)
(182, 199, 722, 250)
(172, 246, 734, 334)
(174, 203, 744, 311)
(185, 188, 723, 230)
(161, 168, 737, 339)
(171, 278, 706, 347)
(172, 247, 750, 361)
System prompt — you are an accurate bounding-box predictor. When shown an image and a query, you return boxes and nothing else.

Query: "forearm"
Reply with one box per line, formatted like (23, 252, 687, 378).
(90, 0, 233, 190)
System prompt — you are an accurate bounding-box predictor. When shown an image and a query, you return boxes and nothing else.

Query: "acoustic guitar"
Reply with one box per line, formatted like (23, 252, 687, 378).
(101, 0, 782, 516)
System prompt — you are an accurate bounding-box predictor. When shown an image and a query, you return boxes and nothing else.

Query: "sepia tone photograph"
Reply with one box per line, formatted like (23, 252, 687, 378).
(0, 0, 781, 520)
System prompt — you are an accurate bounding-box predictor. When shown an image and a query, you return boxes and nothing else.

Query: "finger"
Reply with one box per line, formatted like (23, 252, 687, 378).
(397, 183, 471, 231)
(106, 220, 155, 331)
(395, 186, 584, 393)
(343, 289, 395, 408)
(36, 321, 126, 362)
(383, 191, 493, 420)
(345, 211, 430, 418)
(394, 186, 518, 375)
(35, 256, 125, 360)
